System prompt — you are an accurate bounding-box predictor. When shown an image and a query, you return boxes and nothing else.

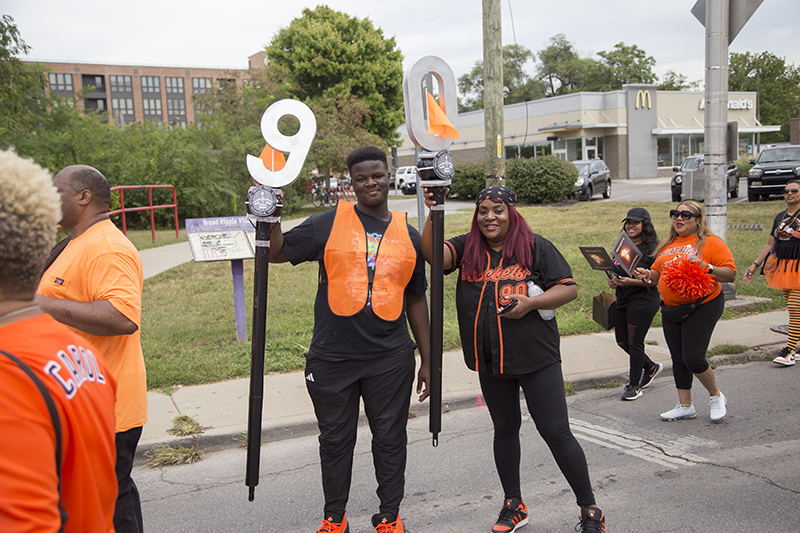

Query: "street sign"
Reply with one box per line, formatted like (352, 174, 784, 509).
(692, 0, 764, 43)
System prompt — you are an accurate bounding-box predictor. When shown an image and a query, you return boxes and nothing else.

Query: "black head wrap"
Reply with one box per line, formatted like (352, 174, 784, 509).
(475, 185, 517, 205)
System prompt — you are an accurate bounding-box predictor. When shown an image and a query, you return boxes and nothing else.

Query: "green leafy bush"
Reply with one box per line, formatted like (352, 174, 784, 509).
(735, 157, 753, 178)
(450, 161, 486, 200)
(506, 156, 577, 204)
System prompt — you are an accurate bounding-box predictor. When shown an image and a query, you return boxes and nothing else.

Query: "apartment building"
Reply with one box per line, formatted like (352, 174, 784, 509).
(28, 52, 266, 127)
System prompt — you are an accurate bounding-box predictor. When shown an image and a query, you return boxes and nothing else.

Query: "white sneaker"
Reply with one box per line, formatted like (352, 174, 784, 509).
(773, 349, 796, 366)
(709, 393, 727, 423)
(660, 404, 697, 421)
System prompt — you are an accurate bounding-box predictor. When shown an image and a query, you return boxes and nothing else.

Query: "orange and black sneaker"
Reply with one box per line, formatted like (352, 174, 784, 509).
(372, 512, 404, 533)
(316, 513, 349, 533)
(575, 507, 605, 533)
(492, 497, 529, 532)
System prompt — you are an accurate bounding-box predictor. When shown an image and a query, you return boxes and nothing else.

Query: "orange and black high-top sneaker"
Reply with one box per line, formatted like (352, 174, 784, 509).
(316, 513, 349, 533)
(576, 506, 606, 533)
(372, 512, 404, 533)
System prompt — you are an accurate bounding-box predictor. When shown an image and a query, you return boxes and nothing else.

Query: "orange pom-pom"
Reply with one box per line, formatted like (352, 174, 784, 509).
(661, 256, 715, 299)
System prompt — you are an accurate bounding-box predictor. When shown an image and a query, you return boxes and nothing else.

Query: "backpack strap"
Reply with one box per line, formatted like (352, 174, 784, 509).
(0, 349, 68, 532)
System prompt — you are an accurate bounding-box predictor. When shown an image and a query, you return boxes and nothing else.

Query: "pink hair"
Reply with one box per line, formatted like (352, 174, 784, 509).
(461, 199, 535, 276)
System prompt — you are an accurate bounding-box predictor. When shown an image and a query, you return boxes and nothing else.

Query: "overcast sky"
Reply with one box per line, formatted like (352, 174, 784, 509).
(6, 0, 800, 87)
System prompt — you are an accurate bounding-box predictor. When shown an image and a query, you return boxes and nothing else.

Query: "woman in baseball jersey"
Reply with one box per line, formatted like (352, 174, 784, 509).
(422, 185, 605, 533)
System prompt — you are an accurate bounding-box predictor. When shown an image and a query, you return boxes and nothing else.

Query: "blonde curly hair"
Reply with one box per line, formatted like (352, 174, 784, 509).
(0, 149, 61, 297)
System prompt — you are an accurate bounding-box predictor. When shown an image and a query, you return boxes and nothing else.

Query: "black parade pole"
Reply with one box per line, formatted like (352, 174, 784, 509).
(244, 186, 281, 501)
(417, 150, 454, 446)
(241, 98, 316, 501)
(403, 55, 459, 447)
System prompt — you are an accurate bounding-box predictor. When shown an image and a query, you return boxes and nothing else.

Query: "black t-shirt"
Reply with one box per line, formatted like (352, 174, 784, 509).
(283, 206, 427, 361)
(771, 210, 800, 265)
(446, 233, 575, 375)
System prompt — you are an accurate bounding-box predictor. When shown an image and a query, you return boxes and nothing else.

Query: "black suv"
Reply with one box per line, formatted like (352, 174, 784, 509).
(572, 159, 611, 201)
(747, 145, 800, 202)
(670, 155, 739, 202)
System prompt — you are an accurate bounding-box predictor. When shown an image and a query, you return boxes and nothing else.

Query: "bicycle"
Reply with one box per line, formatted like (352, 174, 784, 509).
(309, 177, 339, 208)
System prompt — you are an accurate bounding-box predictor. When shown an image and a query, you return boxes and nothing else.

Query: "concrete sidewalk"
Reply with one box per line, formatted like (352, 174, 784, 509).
(138, 245, 785, 461)
(134, 206, 786, 463)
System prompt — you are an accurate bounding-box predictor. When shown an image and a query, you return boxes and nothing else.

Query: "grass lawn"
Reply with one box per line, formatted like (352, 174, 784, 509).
(140, 198, 786, 390)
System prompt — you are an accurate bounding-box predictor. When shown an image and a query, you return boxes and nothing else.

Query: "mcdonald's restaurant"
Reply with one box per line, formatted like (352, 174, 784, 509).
(396, 84, 780, 180)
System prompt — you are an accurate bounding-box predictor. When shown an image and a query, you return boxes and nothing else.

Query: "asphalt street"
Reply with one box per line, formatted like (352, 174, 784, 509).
(137, 360, 799, 532)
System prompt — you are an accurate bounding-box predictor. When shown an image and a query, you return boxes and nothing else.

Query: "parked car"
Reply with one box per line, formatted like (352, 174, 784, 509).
(572, 159, 611, 201)
(670, 155, 739, 202)
(401, 174, 418, 195)
(747, 144, 800, 202)
(394, 166, 418, 191)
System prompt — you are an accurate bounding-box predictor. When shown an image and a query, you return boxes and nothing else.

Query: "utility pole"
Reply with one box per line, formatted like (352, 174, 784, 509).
(483, 0, 504, 186)
(703, 0, 729, 241)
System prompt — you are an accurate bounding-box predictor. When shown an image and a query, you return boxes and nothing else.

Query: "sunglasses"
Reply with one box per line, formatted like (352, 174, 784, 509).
(783, 188, 800, 195)
(669, 210, 699, 221)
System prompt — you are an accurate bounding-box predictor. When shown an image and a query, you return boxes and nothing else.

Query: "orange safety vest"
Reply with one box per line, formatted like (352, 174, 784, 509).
(324, 201, 416, 321)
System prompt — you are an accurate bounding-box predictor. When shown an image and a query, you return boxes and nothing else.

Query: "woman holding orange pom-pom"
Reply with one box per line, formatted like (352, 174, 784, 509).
(744, 179, 800, 367)
(634, 201, 736, 423)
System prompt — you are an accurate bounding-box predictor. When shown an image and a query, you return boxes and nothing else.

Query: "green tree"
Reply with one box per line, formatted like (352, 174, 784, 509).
(309, 92, 387, 176)
(591, 42, 656, 91)
(535, 34, 592, 96)
(457, 44, 546, 112)
(658, 69, 701, 91)
(729, 51, 800, 143)
(0, 15, 50, 142)
(265, 6, 404, 141)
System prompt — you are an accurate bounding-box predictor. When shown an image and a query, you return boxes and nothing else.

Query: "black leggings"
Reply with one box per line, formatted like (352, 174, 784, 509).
(478, 363, 596, 508)
(614, 296, 660, 384)
(661, 292, 725, 390)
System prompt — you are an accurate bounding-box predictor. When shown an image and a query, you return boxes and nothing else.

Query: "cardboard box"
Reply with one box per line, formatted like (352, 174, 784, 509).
(592, 291, 617, 330)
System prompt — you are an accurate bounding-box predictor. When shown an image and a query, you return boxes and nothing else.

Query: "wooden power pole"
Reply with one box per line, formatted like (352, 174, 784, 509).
(483, 0, 504, 186)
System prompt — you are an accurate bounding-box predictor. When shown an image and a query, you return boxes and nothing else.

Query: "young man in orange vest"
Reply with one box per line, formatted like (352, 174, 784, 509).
(269, 147, 431, 533)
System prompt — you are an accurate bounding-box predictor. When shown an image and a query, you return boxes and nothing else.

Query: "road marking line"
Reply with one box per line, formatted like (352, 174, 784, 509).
(569, 418, 709, 469)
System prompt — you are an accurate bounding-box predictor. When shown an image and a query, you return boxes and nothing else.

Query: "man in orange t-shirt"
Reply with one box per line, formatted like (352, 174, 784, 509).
(37, 165, 147, 533)
(0, 149, 117, 533)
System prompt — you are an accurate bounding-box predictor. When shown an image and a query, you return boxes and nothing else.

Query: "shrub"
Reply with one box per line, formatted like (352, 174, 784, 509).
(735, 157, 753, 178)
(506, 156, 577, 204)
(450, 161, 486, 200)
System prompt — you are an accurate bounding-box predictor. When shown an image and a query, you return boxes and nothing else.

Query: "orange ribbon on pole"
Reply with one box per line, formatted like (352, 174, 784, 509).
(258, 144, 286, 171)
(426, 92, 459, 140)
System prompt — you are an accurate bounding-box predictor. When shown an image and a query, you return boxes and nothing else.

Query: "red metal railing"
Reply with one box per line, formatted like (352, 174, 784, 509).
(108, 185, 179, 243)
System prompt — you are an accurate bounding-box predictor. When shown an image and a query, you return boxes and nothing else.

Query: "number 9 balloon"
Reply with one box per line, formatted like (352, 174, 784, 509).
(246, 99, 317, 188)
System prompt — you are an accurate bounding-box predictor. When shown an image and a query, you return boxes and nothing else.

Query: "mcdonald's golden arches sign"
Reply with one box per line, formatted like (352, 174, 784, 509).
(635, 90, 652, 110)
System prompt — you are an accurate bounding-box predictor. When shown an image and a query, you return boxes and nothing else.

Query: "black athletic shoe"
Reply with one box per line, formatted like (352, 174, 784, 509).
(492, 498, 528, 532)
(575, 507, 605, 532)
(621, 383, 642, 401)
(639, 362, 664, 389)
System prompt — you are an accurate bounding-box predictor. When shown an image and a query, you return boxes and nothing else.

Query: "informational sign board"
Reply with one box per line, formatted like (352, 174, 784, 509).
(185, 217, 255, 262)
(185, 217, 257, 342)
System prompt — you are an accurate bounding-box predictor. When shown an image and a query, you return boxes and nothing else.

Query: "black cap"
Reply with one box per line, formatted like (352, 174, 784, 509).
(623, 207, 650, 222)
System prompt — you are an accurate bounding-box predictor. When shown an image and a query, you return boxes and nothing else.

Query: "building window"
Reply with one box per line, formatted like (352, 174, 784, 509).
(112, 98, 135, 116)
(192, 77, 212, 94)
(165, 77, 185, 94)
(167, 99, 186, 116)
(48, 73, 73, 92)
(84, 98, 106, 111)
(143, 98, 162, 116)
(141, 76, 161, 93)
(110, 75, 132, 93)
(81, 75, 104, 91)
